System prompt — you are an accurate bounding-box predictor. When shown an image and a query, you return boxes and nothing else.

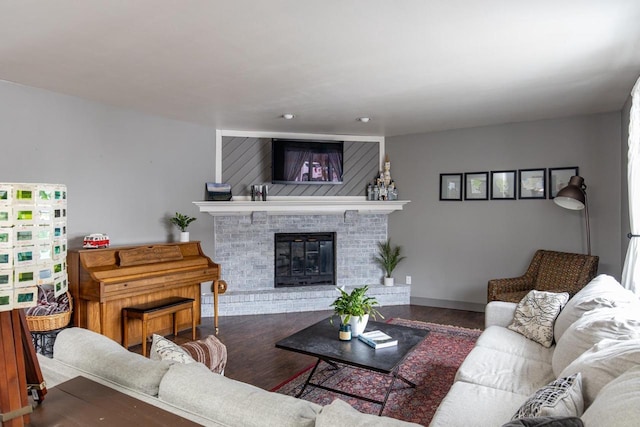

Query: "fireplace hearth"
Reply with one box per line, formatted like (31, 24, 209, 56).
(275, 232, 336, 287)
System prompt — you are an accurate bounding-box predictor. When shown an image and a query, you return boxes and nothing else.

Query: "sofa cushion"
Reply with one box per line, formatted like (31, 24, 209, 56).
(316, 399, 420, 426)
(554, 274, 640, 342)
(455, 346, 555, 395)
(430, 381, 527, 427)
(180, 334, 227, 374)
(159, 362, 321, 427)
(508, 291, 568, 347)
(552, 307, 640, 376)
(476, 326, 554, 364)
(511, 373, 583, 420)
(559, 338, 640, 407)
(150, 334, 195, 364)
(581, 365, 640, 427)
(53, 327, 172, 396)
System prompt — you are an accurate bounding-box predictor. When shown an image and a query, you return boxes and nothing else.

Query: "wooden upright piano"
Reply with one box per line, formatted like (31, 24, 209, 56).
(67, 241, 227, 345)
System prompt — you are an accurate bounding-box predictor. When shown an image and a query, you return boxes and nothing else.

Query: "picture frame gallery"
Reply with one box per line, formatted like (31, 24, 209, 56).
(439, 167, 579, 201)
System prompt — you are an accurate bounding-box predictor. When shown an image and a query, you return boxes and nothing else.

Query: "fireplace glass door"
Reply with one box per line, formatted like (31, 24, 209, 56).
(275, 233, 336, 287)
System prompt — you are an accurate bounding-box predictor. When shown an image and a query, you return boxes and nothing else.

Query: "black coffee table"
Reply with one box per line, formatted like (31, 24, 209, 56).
(275, 318, 429, 415)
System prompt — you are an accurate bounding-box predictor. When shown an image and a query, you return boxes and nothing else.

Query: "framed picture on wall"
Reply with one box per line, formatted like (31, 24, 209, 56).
(490, 170, 516, 200)
(439, 173, 463, 201)
(518, 168, 546, 199)
(549, 167, 579, 199)
(464, 172, 488, 200)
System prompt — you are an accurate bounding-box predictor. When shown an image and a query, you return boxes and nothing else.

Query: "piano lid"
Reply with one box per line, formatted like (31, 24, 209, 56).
(76, 242, 216, 283)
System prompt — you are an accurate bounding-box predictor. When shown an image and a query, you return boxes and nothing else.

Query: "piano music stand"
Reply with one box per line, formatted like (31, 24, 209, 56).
(0, 309, 47, 426)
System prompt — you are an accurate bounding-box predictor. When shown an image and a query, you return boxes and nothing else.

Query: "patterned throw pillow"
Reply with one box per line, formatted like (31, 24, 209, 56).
(180, 335, 227, 374)
(512, 374, 584, 420)
(509, 290, 569, 347)
(502, 416, 584, 427)
(150, 334, 195, 364)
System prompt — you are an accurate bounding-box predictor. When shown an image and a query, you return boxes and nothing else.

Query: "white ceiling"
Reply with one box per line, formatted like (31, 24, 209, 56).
(1, 0, 639, 137)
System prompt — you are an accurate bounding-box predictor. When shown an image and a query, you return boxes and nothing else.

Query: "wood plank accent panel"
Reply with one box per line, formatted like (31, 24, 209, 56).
(221, 137, 379, 197)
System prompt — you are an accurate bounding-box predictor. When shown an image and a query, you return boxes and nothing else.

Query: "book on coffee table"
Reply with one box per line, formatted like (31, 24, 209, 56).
(358, 330, 398, 349)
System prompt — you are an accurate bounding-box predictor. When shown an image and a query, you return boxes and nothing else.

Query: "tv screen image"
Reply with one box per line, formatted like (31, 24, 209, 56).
(272, 139, 343, 184)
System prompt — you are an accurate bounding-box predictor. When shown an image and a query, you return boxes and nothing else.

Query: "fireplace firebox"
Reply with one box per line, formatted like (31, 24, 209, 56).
(275, 232, 336, 287)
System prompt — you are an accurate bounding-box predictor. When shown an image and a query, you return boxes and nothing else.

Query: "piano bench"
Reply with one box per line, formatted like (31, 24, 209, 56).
(122, 297, 196, 357)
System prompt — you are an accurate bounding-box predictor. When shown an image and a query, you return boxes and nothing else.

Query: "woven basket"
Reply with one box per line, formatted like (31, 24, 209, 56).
(26, 292, 73, 332)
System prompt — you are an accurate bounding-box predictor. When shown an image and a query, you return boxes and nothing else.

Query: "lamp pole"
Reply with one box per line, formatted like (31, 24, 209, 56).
(554, 175, 591, 256)
(584, 190, 591, 256)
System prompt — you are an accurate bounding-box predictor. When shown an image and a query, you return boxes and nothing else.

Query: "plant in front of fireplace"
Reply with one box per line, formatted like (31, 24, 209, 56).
(374, 238, 406, 286)
(170, 212, 197, 242)
(330, 285, 382, 337)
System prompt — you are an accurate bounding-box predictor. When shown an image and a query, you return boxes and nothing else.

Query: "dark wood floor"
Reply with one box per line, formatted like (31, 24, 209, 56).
(140, 305, 484, 391)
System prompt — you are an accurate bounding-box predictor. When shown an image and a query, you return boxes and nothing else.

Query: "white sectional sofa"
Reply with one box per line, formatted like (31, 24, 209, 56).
(37, 327, 420, 427)
(430, 274, 640, 427)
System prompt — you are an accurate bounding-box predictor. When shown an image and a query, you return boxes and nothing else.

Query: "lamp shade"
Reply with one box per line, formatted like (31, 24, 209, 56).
(554, 176, 586, 210)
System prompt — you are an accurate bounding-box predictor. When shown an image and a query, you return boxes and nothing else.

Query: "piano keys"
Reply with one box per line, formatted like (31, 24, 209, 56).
(67, 241, 226, 345)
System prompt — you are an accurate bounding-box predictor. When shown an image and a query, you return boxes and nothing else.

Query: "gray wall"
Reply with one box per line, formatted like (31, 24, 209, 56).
(0, 80, 216, 257)
(387, 114, 622, 311)
(0, 78, 628, 312)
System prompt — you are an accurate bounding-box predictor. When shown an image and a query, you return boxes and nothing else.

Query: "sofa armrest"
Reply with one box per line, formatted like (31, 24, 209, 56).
(485, 301, 517, 328)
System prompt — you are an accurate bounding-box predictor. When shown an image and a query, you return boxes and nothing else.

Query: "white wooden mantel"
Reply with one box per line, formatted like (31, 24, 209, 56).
(194, 197, 410, 217)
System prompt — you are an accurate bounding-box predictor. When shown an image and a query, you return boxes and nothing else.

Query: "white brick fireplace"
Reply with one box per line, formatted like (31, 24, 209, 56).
(196, 199, 411, 316)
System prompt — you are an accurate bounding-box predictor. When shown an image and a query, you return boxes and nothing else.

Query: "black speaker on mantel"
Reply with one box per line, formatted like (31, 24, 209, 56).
(205, 182, 232, 201)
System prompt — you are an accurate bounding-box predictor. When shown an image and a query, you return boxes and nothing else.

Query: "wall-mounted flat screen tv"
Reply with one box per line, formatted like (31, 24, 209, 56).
(272, 139, 344, 184)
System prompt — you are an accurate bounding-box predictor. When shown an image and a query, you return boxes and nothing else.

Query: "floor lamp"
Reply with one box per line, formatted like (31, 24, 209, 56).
(554, 175, 591, 255)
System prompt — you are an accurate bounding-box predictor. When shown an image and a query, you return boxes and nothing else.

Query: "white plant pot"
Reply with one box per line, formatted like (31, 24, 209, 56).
(179, 231, 190, 242)
(384, 277, 395, 287)
(342, 313, 369, 337)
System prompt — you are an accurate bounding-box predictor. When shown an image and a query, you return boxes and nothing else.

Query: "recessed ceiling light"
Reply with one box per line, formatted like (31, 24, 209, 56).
(357, 117, 371, 123)
(282, 113, 295, 120)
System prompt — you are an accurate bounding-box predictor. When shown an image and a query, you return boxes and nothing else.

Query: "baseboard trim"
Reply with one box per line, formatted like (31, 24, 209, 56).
(410, 296, 485, 313)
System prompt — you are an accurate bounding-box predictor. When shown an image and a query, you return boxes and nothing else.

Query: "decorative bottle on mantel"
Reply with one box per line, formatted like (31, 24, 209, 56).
(389, 181, 398, 201)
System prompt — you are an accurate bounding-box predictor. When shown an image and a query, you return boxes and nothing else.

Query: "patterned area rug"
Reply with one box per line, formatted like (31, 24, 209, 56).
(272, 319, 481, 426)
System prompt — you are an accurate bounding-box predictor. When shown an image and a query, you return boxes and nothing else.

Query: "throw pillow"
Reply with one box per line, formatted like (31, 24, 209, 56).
(554, 274, 640, 342)
(180, 334, 227, 374)
(551, 306, 640, 376)
(150, 334, 195, 364)
(508, 290, 569, 347)
(502, 416, 584, 427)
(512, 373, 584, 420)
(559, 338, 640, 407)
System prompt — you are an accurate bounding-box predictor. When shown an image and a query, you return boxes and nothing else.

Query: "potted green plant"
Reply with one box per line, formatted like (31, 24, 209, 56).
(330, 285, 382, 337)
(374, 238, 406, 286)
(170, 212, 197, 242)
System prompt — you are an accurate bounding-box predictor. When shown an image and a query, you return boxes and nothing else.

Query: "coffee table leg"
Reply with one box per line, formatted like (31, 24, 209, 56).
(293, 359, 413, 416)
(395, 372, 417, 388)
(379, 368, 416, 416)
(296, 359, 322, 398)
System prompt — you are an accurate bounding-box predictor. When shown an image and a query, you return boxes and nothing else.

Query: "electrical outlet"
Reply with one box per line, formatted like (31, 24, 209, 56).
(406, 275, 412, 285)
